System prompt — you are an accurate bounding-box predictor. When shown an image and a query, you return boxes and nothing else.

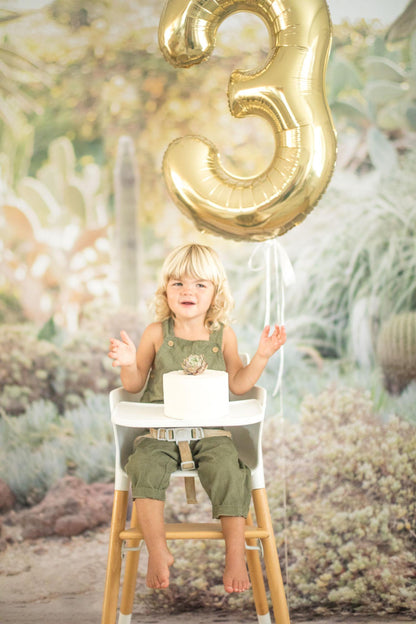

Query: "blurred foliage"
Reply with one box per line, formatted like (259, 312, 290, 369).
(1, 1, 413, 232)
(0, 300, 145, 414)
(268, 387, 416, 615)
(0, 288, 26, 324)
(0, 0, 415, 335)
(328, 25, 416, 172)
(136, 387, 415, 616)
(0, 8, 50, 185)
(386, 0, 416, 43)
(0, 321, 114, 415)
(283, 148, 416, 370)
(0, 136, 112, 326)
(0, 394, 113, 505)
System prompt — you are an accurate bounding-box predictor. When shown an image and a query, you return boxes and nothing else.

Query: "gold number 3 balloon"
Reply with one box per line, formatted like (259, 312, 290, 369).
(159, 0, 337, 242)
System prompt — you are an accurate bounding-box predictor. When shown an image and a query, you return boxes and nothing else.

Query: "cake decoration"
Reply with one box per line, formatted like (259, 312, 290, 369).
(181, 354, 208, 375)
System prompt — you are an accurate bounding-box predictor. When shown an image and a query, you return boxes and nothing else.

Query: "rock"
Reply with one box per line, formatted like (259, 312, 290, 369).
(0, 516, 5, 552)
(19, 476, 114, 539)
(0, 479, 16, 513)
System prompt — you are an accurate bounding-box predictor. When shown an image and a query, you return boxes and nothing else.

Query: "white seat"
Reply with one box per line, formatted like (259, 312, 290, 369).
(102, 356, 290, 624)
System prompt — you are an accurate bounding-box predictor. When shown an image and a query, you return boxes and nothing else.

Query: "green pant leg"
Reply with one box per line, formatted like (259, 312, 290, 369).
(125, 438, 180, 501)
(191, 436, 251, 519)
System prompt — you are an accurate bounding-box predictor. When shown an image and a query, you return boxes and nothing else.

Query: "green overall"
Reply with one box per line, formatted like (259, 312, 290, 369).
(124, 318, 252, 518)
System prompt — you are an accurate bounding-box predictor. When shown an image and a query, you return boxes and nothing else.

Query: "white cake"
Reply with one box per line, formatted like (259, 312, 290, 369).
(163, 369, 229, 421)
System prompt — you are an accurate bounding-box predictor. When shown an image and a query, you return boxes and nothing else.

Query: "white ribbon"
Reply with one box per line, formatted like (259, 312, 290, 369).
(248, 239, 295, 396)
(248, 239, 294, 602)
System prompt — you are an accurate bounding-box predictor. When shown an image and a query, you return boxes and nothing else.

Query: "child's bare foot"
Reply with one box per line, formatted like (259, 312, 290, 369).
(223, 553, 251, 593)
(146, 548, 174, 589)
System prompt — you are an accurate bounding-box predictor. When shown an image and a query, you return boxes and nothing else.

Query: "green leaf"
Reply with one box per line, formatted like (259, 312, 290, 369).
(17, 177, 61, 225)
(386, 0, 416, 42)
(327, 57, 363, 100)
(363, 56, 406, 82)
(37, 317, 57, 342)
(367, 127, 398, 174)
(406, 105, 416, 129)
(330, 101, 369, 126)
(364, 80, 407, 106)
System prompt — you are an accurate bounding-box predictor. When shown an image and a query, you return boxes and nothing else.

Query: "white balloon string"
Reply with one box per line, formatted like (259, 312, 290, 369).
(248, 240, 295, 396)
(280, 383, 291, 609)
(264, 243, 271, 327)
(248, 238, 295, 608)
(272, 240, 284, 396)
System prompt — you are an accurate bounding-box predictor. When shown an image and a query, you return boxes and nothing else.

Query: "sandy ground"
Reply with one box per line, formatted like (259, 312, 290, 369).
(0, 525, 413, 624)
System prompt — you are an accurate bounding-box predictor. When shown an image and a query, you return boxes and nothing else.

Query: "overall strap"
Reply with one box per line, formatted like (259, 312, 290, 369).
(208, 322, 224, 346)
(164, 317, 175, 339)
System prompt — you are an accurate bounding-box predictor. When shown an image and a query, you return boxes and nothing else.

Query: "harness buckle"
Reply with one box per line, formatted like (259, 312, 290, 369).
(156, 428, 174, 441)
(176, 427, 204, 442)
(157, 427, 204, 442)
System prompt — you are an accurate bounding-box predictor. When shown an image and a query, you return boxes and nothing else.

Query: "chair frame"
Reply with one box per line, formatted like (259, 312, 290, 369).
(102, 364, 290, 624)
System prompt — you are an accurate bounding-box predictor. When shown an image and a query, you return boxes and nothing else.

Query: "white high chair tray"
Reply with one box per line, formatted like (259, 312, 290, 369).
(112, 398, 263, 428)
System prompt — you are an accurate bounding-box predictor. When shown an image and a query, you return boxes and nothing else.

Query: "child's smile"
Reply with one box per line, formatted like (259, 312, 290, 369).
(166, 275, 215, 321)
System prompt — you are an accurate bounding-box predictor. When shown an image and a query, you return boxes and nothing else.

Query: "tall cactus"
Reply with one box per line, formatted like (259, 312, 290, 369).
(376, 312, 416, 394)
(113, 136, 140, 308)
(17, 136, 103, 227)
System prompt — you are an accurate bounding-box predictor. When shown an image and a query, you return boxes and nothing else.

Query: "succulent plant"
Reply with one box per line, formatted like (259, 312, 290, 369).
(181, 354, 208, 375)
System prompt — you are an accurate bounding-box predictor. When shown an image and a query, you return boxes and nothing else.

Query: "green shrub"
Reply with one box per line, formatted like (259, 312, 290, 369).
(54, 329, 119, 410)
(387, 382, 416, 425)
(0, 393, 113, 505)
(265, 387, 416, 616)
(3, 441, 68, 506)
(0, 323, 119, 414)
(0, 325, 61, 414)
(0, 400, 67, 505)
(137, 387, 416, 617)
(0, 290, 26, 324)
(286, 148, 416, 366)
(64, 393, 114, 483)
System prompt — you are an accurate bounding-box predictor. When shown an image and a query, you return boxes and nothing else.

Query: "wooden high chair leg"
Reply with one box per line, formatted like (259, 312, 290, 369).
(118, 503, 142, 623)
(245, 511, 272, 624)
(102, 489, 129, 624)
(252, 488, 290, 624)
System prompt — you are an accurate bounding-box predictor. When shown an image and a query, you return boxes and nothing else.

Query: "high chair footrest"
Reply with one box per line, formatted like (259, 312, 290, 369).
(119, 522, 270, 541)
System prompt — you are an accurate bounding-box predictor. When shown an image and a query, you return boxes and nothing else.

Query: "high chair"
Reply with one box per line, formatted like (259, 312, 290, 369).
(101, 356, 290, 624)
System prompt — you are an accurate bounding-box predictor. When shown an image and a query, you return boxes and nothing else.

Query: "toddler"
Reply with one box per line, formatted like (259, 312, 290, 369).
(108, 243, 286, 594)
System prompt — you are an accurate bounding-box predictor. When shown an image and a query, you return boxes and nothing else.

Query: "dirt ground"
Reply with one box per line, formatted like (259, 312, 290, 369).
(0, 525, 413, 624)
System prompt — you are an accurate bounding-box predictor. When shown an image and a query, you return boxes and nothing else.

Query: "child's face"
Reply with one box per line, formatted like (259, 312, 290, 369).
(166, 275, 215, 322)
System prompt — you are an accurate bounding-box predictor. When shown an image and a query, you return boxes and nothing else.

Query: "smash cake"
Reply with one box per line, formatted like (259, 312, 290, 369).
(163, 354, 229, 421)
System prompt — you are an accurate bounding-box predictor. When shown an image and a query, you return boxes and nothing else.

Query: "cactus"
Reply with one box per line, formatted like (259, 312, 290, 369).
(2, 136, 110, 326)
(376, 312, 416, 394)
(14, 136, 104, 228)
(48, 136, 76, 179)
(181, 354, 208, 375)
(113, 135, 140, 308)
(17, 176, 61, 225)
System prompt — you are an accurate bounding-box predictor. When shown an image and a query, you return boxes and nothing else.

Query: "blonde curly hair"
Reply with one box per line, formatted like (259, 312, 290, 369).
(153, 243, 234, 331)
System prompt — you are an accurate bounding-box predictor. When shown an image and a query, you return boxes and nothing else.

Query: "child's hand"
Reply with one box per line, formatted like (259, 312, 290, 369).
(108, 330, 136, 368)
(257, 324, 286, 360)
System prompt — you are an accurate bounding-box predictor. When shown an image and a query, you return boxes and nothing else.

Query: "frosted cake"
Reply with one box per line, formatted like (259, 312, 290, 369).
(163, 369, 229, 421)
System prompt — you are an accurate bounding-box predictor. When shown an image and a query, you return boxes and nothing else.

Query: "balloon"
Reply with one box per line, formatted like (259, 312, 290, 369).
(159, 0, 337, 242)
